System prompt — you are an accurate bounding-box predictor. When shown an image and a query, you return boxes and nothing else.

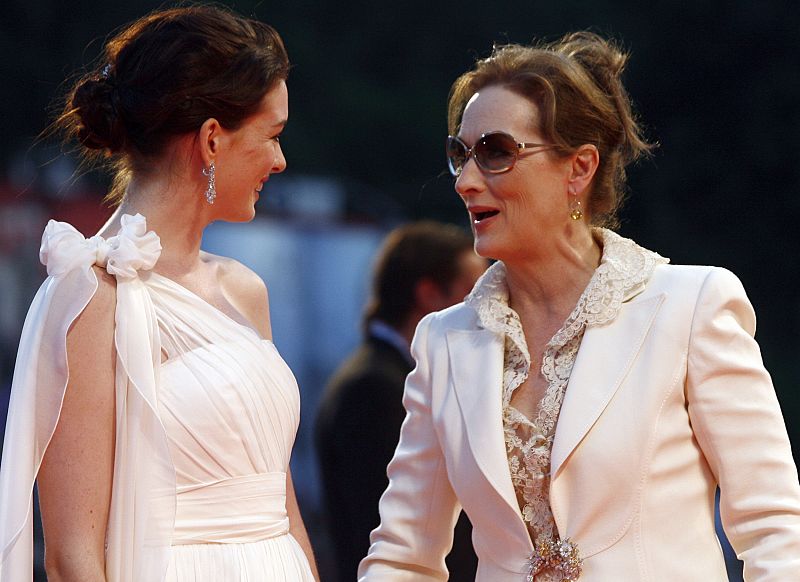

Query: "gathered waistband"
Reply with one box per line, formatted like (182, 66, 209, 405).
(172, 472, 289, 545)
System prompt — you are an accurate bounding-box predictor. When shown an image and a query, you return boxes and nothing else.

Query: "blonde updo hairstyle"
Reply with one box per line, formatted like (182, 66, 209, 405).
(447, 32, 652, 228)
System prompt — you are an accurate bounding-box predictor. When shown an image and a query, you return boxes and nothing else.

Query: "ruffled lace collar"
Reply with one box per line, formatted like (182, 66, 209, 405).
(465, 229, 667, 578)
(40, 213, 162, 280)
(465, 228, 668, 352)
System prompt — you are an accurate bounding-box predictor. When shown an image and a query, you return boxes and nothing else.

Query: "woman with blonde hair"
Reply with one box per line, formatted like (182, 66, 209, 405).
(360, 32, 800, 581)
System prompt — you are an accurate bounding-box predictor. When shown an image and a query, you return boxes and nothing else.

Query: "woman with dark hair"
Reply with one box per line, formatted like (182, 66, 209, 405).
(0, 6, 318, 581)
(359, 32, 800, 580)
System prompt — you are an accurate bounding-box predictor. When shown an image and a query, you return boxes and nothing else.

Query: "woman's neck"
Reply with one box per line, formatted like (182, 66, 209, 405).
(97, 172, 209, 277)
(504, 226, 602, 320)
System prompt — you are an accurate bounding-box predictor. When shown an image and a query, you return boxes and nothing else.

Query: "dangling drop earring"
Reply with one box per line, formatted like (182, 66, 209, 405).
(569, 186, 583, 220)
(202, 162, 216, 204)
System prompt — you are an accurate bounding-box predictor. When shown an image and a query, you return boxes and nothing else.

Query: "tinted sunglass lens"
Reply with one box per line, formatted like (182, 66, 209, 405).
(476, 133, 517, 172)
(446, 136, 467, 176)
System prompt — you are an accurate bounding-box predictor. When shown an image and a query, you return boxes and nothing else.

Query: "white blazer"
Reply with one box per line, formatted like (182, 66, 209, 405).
(359, 264, 800, 581)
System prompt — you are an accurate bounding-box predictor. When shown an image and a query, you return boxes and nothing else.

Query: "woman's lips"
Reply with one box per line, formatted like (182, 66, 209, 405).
(470, 207, 500, 224)
(472, 209, 499, 223)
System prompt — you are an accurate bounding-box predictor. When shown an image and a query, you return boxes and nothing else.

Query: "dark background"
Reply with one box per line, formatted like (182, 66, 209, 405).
(1, 1, 797, 579)
(4, 0, 797, 447)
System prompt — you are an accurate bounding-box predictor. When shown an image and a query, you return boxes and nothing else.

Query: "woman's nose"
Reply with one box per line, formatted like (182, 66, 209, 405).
(272, 142, 287, 174)
(454, 156, 484, 198)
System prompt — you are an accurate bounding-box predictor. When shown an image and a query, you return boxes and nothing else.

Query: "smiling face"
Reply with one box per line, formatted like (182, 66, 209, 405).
(213, 80, 288, 221)
(455, 85, 575, 264)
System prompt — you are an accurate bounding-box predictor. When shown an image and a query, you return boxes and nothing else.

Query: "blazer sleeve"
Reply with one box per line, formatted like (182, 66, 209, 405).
(358, 313, 462, 581)
(686, 267, 800, 580)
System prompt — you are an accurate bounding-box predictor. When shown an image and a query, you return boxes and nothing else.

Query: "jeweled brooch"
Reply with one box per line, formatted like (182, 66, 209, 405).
(525, 536, 582, 581)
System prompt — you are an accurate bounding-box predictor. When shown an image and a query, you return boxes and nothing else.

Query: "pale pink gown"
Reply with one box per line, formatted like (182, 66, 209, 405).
(0, 214, 314, 581)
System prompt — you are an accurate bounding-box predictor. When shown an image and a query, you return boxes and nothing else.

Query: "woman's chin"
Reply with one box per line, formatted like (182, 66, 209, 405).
(215, 206, 257, 224)
(474, 236, 505, 261)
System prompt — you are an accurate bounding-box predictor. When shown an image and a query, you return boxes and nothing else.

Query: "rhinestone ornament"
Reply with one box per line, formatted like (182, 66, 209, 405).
(202, 162, 217, 205)
(525, 536, 582, 581)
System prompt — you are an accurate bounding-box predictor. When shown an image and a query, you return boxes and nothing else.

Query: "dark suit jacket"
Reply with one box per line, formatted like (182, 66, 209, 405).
(315, 334, 477, 581)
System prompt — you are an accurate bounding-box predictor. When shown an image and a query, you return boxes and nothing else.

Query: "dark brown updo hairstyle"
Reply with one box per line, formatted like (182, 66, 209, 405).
(447, 32, 652, 228)
(57, 5, 290, 204)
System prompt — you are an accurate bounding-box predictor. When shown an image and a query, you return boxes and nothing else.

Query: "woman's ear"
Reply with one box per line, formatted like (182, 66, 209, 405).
(569, 143, 600, 196)
(198, 118, 222, 168)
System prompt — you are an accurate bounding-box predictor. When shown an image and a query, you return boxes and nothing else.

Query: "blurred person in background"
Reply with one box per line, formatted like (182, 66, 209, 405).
(360, 32, 800, 580)
(316, 221, 486, 581)
(0, 6, 319, 581)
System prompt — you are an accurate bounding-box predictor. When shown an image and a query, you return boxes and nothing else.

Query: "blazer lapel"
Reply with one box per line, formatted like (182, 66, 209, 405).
(446, 328, 522, 519)
(551, 293, 665, 478)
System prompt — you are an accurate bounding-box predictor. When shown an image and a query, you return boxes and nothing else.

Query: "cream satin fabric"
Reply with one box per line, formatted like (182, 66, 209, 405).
(360, 261, 800, 581)
(172, 473, 288, 544)
(150, 270, 313, 579)
(0, 214, 314, 581)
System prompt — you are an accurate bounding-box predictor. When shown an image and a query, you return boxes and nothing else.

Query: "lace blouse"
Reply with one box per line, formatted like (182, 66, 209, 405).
(464, 229, 667, 581)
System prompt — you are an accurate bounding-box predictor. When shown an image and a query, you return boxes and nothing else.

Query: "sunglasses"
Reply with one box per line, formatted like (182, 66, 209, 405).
(446, 131, 557, 177)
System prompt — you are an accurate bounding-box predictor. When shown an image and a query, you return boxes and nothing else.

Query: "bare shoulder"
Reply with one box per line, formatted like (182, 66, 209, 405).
(65, 265, 117, 384)
(206, 253, 269, 302)
(70, 265, 117, 337)
(203, 252, 272, 339)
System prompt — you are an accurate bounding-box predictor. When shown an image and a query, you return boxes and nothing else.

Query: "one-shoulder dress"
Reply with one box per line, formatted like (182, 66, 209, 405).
(0, 214, 315, 581)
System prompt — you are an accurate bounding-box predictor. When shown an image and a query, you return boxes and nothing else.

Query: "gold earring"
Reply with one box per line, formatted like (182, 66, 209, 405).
(569, 187, 583, 220)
